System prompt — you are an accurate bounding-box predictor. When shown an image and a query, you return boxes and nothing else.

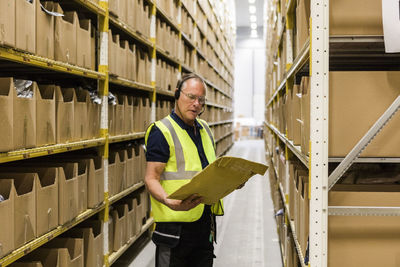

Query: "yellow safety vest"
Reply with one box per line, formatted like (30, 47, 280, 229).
(145, 115, 224, 222)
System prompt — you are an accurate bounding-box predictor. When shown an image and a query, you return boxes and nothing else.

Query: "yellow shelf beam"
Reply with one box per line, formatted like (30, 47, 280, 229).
(0, 206, 106, 267)
(109, 133, 146, 144)
(72, 0, 107, 16)
(109, 77, 154, 92)
(109, 17, 153, 48)
(0, 138, 106, 164)
(0, 47, 105, 80)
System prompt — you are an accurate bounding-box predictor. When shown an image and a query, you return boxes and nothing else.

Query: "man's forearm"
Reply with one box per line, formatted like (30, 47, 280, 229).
(145, 178, 168, 205)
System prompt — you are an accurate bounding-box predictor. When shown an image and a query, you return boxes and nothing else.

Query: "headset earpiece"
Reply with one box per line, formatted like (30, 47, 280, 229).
(174, 89, 181, 100)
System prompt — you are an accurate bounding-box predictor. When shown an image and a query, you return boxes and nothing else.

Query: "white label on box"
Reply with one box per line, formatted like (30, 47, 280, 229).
(382, 0, 400, 53)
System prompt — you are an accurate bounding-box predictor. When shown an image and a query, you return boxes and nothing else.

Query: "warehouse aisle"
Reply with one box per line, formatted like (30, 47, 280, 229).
(214, 139, 282, 267)
(117, 140, 282, 267)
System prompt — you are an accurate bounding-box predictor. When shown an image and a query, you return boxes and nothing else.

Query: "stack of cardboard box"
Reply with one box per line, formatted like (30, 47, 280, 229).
(0, 78, 100, 153)
(109, 0, 151, 38)
(282, 72, 400, 158)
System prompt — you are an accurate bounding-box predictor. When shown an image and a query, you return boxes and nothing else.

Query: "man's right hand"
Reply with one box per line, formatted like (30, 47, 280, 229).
(165, 194, 203, 211)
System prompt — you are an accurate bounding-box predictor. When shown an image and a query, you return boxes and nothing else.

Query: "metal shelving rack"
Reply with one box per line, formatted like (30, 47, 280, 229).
(265, 0, 400, 266)
(0, 0, 235, 266)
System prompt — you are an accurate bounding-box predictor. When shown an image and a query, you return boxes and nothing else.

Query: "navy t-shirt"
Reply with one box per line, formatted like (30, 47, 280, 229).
(146, 110, 209, 169)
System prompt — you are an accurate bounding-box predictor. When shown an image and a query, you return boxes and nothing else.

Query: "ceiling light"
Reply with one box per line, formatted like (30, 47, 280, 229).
(249, 5, 256, 14)
(250, 23, 257, 30)
(251, 29, 258, 35)
(248, 0, 256, 3)
(250, 15, 257, 22)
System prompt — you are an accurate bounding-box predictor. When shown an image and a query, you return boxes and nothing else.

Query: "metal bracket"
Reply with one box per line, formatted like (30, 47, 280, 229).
(329, 206, 400, 216)
(328, 95, 400, 190)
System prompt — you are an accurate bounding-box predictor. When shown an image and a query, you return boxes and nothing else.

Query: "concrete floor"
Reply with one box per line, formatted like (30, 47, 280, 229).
(115, 139, 283, 267)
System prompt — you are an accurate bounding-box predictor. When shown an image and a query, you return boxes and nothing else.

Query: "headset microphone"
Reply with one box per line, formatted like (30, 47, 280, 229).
(198, 104, 205, 116)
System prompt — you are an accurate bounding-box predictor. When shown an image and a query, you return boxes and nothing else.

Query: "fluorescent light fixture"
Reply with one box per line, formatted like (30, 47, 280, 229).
(248, 0, 256, 3)
(249, 5, 256, 13)
(250, 15, 257, 22)
(250, 23, 257, 30)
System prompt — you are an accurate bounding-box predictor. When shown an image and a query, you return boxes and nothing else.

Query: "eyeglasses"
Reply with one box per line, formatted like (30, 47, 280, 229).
(181, 91, 206, 105)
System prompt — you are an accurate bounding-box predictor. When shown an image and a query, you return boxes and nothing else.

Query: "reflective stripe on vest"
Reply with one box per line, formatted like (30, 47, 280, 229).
(160, 117, 199, 181)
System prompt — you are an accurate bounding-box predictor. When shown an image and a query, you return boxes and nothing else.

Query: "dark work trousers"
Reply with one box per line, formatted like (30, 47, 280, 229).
(154, 207, 215, 267)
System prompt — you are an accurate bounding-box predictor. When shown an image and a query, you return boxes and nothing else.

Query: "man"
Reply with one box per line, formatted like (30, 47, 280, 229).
(144, 73, 224, 267)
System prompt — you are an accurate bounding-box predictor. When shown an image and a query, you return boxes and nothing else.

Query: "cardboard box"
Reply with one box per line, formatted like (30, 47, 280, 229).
(87, 157, 104, 208)
(124, 95, 134, 134)
(295, 0, 310, 56)
(36, 238, 84, 267)
(121, 198, 136, 240)
(291, 84, 301, 145)
(117, 40, 127, 78)
(116, 149, 127, 193)
(16, 0, 36, 53)
(56, 164, 79, 224)
(56, 87, 74, 143)
(299, 176, 309, 254)
(0, 174, 36, 248)
(108, 99, 116, 136)
(0, 167, 61, 239)
(73, 88, 89, 141)
(136, 49, 146, 84)
(0, 179, 15, 258)
(76, 17, 92, 69)
(112, 204, 128, 251)
(13, 80, 37, 150)
(107, 218, 113, 254)
(108, 151, 117, 196)
(0, 0, 15, 47)
(115, 94, 125, 135)
(300, 77, 310, 155)
(330, 0, 383, 35)
(0, 78, 14, 152)
(76, 160, 88, 214)
(108, 30, 118, 76)
(330, 71, 400, 157)
(126, 0, 135, 29)
(87, 97, 100, 139)
(126, 146, 134, 188)
(67, 220, 103, 267)
(133, 97, 140, 132)
(36, 84, 56, 146)
(36, 0, 54, 59)
(328, 185, 400, 267)
(54, 5, 77, 65)
(109, 0, 118, 17)
(90, 23, 96, 71)
(126, 42, 136, 81)
(133, 143, 141, 185)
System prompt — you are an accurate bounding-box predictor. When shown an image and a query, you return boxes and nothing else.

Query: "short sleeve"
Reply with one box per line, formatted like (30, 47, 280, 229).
(145, 125, 170, 163)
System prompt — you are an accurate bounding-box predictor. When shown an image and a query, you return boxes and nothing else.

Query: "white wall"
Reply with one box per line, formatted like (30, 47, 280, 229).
(234, 34, 265, 124)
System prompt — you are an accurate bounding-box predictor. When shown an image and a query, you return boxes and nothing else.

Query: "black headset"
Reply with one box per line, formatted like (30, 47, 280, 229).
(174, 73, 205, 100)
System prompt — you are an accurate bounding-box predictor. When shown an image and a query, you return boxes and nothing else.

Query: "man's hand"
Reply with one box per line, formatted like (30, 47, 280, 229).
(165, 194, 204, 211)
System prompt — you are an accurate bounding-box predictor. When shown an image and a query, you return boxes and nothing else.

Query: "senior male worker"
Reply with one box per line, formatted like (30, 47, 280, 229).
(144, 73, 224, 267)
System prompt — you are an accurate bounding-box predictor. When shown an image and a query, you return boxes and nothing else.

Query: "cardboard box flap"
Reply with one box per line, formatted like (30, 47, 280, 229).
(57, 87, 74, 102)
(45, 238, 83, 260)
(37, 85, 55, 100)
(0, 78, 12, 96)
